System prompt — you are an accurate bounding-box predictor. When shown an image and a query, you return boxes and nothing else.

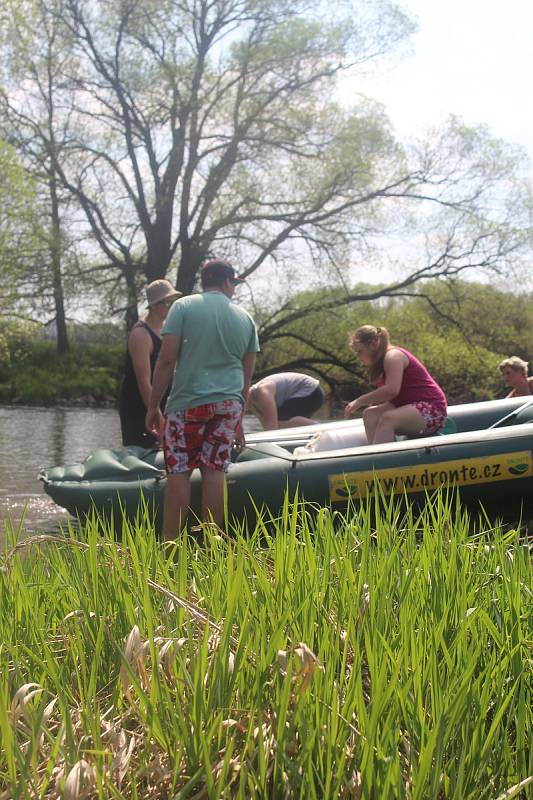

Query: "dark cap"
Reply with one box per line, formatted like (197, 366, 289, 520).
(200, 258, 246, 286)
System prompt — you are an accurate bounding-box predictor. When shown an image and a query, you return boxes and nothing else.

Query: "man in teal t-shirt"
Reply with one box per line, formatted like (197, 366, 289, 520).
(146, 259, 259, 539)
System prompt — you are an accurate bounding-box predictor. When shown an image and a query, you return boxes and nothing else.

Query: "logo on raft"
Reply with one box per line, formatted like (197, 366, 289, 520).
(332, 484, 358, 499)
(506, 458, 530, 475)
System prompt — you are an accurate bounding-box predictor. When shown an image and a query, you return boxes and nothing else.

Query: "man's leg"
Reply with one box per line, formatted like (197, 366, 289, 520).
(199, 399, 243, 527)
(161, 408, 205, 540)
(162, 472, 191, 541)
(277, 388, 324, 429)
(278, 416, 319, 428)
(199, 465, 225, 527)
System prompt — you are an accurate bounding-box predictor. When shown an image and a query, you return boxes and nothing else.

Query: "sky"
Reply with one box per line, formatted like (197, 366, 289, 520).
(78, 0, 533, 318)
(251, 0, 533, 305)
(358, 0, 533, 175)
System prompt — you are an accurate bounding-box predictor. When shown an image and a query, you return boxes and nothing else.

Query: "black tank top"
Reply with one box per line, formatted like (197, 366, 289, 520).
(118, 322, 165, 447)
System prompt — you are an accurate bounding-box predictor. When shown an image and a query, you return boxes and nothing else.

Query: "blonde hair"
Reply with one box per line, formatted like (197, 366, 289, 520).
(498, 356, 529, 377)
(350, 324, 391, 383)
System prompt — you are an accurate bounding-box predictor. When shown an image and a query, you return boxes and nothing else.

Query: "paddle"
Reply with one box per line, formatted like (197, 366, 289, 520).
(488, 398, 533, 429)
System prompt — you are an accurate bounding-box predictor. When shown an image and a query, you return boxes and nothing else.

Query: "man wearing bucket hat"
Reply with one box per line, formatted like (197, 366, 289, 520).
(118, 279, 181, 448)
(146, 258, 259, 538)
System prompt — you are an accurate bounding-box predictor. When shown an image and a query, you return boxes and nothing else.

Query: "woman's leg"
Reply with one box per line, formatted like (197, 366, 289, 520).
(362, 403, 394, 443)
(372, 405, 426, 444)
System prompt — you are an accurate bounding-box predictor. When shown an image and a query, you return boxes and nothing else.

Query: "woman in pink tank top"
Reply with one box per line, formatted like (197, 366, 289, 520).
(345, 325, 447, 444)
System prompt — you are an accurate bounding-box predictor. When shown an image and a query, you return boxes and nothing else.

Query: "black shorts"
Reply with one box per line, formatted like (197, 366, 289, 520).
(277, 385, 325, 421)
(119, 405, 159, 448)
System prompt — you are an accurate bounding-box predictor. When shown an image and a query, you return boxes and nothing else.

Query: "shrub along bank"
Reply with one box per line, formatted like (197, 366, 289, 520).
(0, 323, 124, 406)
(1, 279, 527, 407)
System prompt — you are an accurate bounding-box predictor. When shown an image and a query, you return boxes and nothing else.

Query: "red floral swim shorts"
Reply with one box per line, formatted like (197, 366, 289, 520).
(412, 401, 447, 434)
(162, 399, 243, 474)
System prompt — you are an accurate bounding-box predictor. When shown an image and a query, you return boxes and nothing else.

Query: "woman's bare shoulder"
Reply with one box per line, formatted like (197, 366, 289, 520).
(384, 347, 408, 364)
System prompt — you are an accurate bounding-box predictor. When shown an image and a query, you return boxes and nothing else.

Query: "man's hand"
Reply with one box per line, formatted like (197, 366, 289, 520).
(233, 420, 246, 450)
(146, 407, 164, 440)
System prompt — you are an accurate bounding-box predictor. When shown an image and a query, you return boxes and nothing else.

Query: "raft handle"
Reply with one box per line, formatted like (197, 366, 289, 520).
(489, 398, 533, 430)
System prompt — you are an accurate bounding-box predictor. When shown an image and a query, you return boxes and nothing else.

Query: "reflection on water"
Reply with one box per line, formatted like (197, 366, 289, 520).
(0, 406, 123, 536)
(0, 405, 261, 537)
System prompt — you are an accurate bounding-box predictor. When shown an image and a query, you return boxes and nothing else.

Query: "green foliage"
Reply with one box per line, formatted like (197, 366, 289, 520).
(0, 497, 531, 797)
(0, 280, 530, 408)
(0, 321, 123, 405)
(408, 333, 500, 404)
(257, 280, 531, 405)
(411, 281, 533, 359)
(2, 0, 528, 331)
(0, 139, 42, 313)
(0, 330, 10, 381)
(11, 363, 120, 405)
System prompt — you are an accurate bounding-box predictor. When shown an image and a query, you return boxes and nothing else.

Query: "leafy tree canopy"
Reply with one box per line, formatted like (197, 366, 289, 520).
(0, 0, 530, 336)
(255, 279, 530, 405)
(0, 139, 42, 313)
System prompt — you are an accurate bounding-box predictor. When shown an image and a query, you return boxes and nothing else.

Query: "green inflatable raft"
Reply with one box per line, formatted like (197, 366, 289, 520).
(39, 397, 533, 527)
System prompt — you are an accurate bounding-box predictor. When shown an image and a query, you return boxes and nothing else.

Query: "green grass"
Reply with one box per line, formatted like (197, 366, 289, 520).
(0, 495, 531, 798)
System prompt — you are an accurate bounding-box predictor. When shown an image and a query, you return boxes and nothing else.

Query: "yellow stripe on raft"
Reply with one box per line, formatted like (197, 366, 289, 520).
(329, 450, 533, 502)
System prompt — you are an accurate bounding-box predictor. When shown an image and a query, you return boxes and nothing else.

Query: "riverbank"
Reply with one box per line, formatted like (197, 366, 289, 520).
(1, 498, 531, 797)
(0, 340, 123, 407)
(0, 318, 509, 409)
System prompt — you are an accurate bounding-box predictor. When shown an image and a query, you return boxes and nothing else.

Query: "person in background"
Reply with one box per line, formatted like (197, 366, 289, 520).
(146, 258, 259, 539)
(498, 356, 533, 397)
(119, 279, 181, 448)
(345, 324, 447, 444)
(248, 372, 325, 429)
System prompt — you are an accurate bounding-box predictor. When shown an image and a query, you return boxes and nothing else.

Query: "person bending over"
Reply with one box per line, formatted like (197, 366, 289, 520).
(248, 372, 325, 429)
(146, 259, 259, 539)
(498, 356, 533, 398)
(344, 325, 447, 444)
(119, 279, 181, 447)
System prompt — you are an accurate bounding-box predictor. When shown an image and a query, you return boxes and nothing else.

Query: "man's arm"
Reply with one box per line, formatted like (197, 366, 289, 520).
(233, 351, 257, 448)
(241, 351, 257, 404)
(249, 381, 279, 430)
(128, 326, 154, 409)
(145, 334, 181, 437)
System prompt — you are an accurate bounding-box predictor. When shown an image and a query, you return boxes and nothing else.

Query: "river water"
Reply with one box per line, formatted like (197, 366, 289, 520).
(0, 405, 263, 540)
(0, 405, 123, 537)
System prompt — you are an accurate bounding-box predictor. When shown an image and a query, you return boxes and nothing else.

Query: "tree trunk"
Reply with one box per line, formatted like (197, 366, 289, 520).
(124, 268, 139, 331)
(49, 173, 69, 355)
(145, 209, 174, 284)
(177, 241, 206, 295)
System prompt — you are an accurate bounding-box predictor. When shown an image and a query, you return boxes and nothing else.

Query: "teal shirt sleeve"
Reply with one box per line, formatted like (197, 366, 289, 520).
(162, 301, 185, 337)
